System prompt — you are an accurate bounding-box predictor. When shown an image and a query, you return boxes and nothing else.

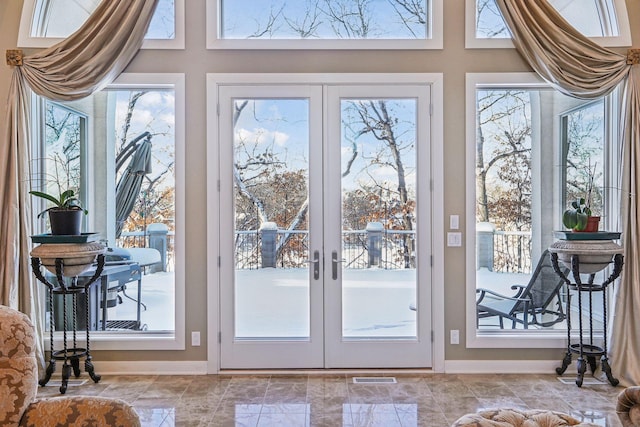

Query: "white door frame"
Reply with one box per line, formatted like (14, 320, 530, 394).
(206, 73, 445, 373)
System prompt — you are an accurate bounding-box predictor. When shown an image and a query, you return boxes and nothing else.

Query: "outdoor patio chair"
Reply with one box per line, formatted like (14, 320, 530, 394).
(476, 249, 567, 329)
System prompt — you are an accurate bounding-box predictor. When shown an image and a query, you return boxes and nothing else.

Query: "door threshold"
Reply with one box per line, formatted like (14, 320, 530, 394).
(218, 368, 435, 376)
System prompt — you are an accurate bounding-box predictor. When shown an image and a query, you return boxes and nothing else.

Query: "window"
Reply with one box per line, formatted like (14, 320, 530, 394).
(561, 101, 605, 217)
(465, 0, 631, 48)
(18, 0, 185, 49)
(31, 101, 88, 232)
(207, 0, 443, 49)
(30, 74, 185, 350)
(465, 73, 621, 348)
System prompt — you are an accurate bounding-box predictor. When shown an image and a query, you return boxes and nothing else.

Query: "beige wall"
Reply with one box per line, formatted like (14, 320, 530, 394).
(2, 0, 638, 365)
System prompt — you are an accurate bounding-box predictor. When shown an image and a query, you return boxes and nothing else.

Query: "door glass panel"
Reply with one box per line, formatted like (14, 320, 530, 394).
(233, 98, 311, 339)
(340, 99, 418, 338)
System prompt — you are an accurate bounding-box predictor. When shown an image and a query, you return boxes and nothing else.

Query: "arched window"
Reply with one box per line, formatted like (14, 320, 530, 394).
(18, 0, 185, 49)
(466, 0, 631, 48)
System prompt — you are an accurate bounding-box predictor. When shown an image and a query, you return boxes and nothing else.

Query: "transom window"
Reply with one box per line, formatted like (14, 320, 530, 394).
(18, 0, 185, 49)
(466, 0, 631, 48)
(207, 0, 443, 49)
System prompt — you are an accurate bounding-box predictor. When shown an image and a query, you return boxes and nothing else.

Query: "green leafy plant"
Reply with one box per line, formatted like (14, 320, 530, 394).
(29, 189, 87, 218)
(562, 197, 591, 231)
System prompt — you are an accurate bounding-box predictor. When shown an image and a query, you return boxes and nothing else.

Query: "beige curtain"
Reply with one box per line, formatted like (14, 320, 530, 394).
(496, 0, 640, 386)
(1, 0, 158, 370)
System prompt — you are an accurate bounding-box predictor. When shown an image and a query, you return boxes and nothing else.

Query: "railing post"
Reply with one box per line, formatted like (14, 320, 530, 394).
(476, 222, 496, 272)
(260, 222, 278, 268)
(147, 223, 168, 273)
(366, 222, 383, 267)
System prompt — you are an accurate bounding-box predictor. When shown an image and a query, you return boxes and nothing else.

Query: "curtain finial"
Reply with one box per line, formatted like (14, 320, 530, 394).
(627, 49, 640, 65)
(6, 49, 23, 66)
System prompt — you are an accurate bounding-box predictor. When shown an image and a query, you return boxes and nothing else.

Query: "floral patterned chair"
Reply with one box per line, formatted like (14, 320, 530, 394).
(617, 387, 640, 427)
(0, 304, 140, 427)
(451, 408, 598, 427)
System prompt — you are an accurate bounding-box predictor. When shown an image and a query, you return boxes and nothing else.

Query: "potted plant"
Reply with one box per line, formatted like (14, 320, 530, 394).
(563, 160, 602, 232)
(30, 189, 87, 235)
(562, 197, 600, 232)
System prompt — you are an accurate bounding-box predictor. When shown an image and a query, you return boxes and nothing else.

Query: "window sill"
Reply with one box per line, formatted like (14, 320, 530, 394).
(46, 331, 185, 351)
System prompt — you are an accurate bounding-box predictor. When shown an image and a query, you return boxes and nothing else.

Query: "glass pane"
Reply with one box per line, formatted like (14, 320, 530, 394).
(475, 89, 537, 330)
(43, 102, 84, 205)
(220, 0, 429, 39)
(30, 0, 175, 40)
(111, 89, 176, 332)
(232, 99, 311, 338)
(340, 99, 417, 338)
(476, 0, 619, 39)
(563, 102, 605, 217)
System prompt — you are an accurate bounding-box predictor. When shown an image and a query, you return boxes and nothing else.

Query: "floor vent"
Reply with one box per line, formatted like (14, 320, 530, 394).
(352, 377, 397, 384)
(43, 379, 88, 387)
(557, 376, 604, 385)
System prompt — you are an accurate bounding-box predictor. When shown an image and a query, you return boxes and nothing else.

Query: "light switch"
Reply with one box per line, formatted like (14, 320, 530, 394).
(450, 215, 459, 230)
(447, 232, 462, 247)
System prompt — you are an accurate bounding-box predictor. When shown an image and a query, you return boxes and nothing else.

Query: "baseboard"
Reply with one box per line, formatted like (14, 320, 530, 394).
(444, 360, 559, 374)
(92, 360, 208, 375)
(88, 360, 559, 376)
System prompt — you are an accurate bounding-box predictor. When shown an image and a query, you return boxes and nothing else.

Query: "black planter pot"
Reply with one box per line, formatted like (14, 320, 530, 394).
(48, 209, 83, 235)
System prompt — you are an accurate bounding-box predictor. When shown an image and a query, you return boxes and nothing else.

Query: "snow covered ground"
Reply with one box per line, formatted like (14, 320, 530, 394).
(107, 267, 604, 333)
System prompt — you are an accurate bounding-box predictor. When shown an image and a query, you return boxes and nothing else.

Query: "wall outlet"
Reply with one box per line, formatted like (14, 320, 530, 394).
(191, 331, 201, 346)
(450, 329, 460, 345)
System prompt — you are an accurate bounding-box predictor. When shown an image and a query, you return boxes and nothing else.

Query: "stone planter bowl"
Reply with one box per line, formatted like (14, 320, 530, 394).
(30, 242, 105, 277)
(549, 239, 623, 274)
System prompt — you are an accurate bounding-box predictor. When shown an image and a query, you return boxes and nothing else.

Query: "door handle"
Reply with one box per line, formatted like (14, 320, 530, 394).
(332, 250, 345, 280)
(307, 250, 320, 280)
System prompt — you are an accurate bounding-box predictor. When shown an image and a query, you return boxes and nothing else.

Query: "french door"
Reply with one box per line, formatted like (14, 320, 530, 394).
(218, 83, 432, 369)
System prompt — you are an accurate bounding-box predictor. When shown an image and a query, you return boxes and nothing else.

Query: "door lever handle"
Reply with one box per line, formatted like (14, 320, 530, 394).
(307, 250, 320, 280)
(332, 250, 344, 280)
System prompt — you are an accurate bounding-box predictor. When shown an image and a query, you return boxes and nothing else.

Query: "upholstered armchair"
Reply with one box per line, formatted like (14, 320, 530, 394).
(0, 304, 140, 427)
(617, 387, 640, 427)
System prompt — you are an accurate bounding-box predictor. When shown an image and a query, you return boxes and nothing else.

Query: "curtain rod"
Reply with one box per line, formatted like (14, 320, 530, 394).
(628, 49, 640, 65)
(6, 49, 23, 66)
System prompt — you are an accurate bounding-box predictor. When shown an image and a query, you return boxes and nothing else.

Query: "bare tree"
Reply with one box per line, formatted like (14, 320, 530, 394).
(563, 106, 604, 215)
(248, 4, 285, 38)
(322, 0, 372, 38)
(43, 102, 82, 192)
(476, 90, 531, 225)
(388, 0, 426, 37)
(285, 1, 323, 38)
(476, 0, 509, 38)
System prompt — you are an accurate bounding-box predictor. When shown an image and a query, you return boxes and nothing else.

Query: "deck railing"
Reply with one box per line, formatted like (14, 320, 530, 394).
(235, 225, 415, 270)
(493, 230, 532, 273)
(118, 229, 175, 272)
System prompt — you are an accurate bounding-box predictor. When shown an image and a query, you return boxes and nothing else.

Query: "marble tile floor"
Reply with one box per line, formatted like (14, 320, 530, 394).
(36, 373, 625, 427)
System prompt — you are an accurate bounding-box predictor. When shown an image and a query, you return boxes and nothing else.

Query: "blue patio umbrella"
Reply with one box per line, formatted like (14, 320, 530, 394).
(115, 133, 152, 238)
